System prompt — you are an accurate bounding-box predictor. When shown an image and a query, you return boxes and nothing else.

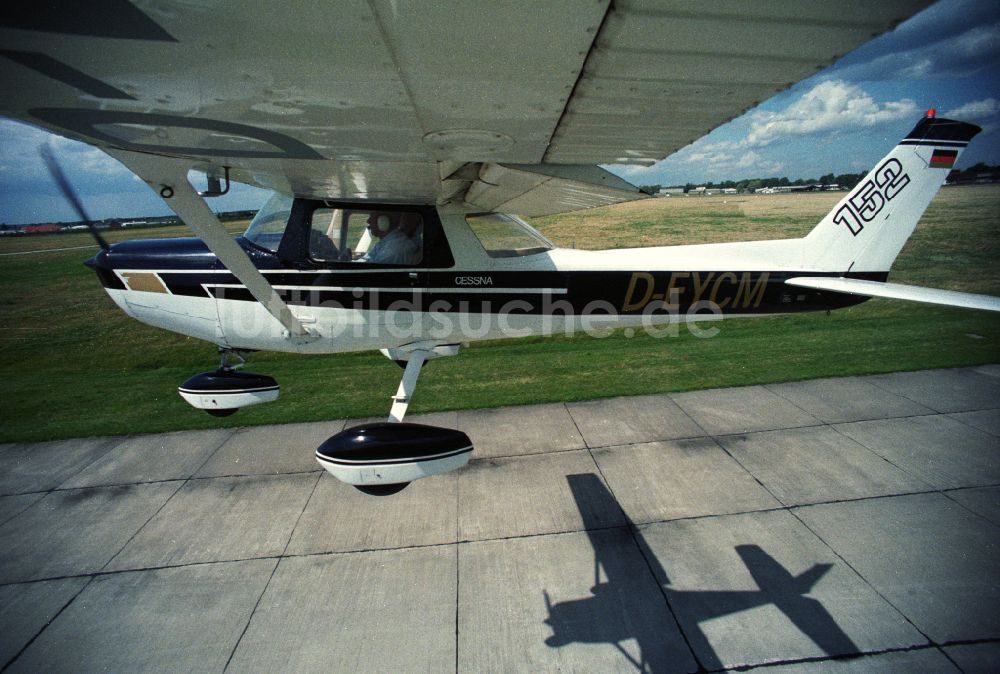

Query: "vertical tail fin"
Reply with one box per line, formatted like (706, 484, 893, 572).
(801, 113, 980, 272)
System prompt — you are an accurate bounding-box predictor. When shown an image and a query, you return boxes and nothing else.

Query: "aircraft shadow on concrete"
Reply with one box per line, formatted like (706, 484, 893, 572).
(542, 474, 858, 672)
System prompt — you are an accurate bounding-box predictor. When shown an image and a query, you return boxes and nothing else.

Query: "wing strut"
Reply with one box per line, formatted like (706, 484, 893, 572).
(105, 149, 314, 341)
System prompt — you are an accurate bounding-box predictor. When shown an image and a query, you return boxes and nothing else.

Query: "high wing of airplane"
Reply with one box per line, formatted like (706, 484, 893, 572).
(2, 0, 936, 206)
(2, 0, 994, 496)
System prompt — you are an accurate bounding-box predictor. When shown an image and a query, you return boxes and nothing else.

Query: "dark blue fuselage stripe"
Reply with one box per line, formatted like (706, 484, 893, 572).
(898, 140, 968, 147)
(194, 271, 886, 316)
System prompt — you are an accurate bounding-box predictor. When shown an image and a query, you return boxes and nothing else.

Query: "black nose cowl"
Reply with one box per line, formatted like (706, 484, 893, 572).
(84, 248, 108, 269)
(84, 248, 125, 289)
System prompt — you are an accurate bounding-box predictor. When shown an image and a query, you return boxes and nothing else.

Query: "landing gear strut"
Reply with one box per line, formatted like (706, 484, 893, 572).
(203, 349, 247, 417)
(383, 343, 460, 423)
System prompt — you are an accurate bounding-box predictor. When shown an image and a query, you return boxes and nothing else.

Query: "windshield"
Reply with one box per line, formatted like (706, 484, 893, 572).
(243, 193, 293, 252)
(465, 213, 554, 258)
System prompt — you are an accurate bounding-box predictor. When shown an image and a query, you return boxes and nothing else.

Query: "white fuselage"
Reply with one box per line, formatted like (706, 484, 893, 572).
(98, 205, 848, 355)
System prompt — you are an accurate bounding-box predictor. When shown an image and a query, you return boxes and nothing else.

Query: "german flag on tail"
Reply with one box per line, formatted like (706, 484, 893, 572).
(929, 148, 958, 169)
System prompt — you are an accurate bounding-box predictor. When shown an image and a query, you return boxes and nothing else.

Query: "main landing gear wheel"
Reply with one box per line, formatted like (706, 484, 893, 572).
(355, 483, 410, 496)
(205, 407, 239, 418)
(314, 343, 474, 495)
(315, 422, 473, 495)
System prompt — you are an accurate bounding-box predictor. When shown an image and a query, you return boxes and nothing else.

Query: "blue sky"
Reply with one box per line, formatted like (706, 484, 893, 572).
(0, 123, 267, 225)
(0, 0, 997, 224)
(611, 0, 1000, 186)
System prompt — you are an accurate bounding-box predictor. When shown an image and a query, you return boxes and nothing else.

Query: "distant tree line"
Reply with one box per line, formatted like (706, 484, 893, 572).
(640, 172, 867, 194)
(2, 210, 257, 231)
(947, 163, 1000, 184)
(641, 163, 1000, 194)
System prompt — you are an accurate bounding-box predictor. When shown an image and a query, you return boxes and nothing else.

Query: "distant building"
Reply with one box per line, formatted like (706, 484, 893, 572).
(690, 186, 722, 196)
(656, 187, 685, 197)
(23, 223, 62, 233)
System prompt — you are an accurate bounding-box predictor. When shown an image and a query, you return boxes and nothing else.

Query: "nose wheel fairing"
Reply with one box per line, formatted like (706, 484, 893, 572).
(177, 369, 279, 413)
(177, 349, 279, 416)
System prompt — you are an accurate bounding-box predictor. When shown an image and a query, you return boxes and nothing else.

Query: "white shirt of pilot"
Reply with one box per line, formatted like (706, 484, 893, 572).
(362, 228, 420, 265)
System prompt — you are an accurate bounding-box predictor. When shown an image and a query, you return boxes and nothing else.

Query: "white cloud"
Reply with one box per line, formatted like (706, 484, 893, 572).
(671, 141, 737, 167)
(0, 118, 130, 187)
(741, 81, 918, 148)
(898, 59, 933, 80)
(834, 20, 1000, 82)
(952, 23, 1000, 60)
(943, 98, 1000, 120)
(659, 81, 914, 174)
(47, 133, 128, 176)
(610, 163, 650, 178)
(0, 120, 54, 179)
(607, 79, 921, 185)
(733, 151, 782, 174)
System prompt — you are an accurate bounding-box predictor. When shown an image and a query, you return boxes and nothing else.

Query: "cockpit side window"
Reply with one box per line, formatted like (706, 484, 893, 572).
(308, 207, 423, 266)
(466, 213, 554, 258)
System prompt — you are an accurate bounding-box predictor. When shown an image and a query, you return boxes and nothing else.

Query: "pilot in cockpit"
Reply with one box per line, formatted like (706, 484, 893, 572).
(360, 211, 422, 265)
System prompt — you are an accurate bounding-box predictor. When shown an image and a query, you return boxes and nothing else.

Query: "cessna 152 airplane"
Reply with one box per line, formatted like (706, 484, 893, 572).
(2, 0, 997, 494)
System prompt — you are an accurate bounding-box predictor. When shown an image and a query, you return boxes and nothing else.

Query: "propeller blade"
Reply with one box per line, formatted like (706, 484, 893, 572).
(40, 144, 110, 251)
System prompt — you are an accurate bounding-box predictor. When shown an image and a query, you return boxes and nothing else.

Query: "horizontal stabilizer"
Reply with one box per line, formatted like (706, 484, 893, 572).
(786, 277, 1000, 312)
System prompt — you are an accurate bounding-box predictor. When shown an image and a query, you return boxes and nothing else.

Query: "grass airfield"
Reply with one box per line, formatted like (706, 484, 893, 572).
(1, 185, 998, 442)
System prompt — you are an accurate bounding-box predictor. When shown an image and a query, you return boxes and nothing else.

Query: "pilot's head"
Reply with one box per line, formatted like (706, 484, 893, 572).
(366, 212, 398, 238)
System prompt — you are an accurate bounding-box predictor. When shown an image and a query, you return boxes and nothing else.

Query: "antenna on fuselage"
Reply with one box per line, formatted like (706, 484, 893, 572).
(40, 144, 110, 252)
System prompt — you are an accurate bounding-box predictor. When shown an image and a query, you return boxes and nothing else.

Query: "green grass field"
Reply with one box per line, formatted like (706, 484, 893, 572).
(1, 185, 998, 442)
